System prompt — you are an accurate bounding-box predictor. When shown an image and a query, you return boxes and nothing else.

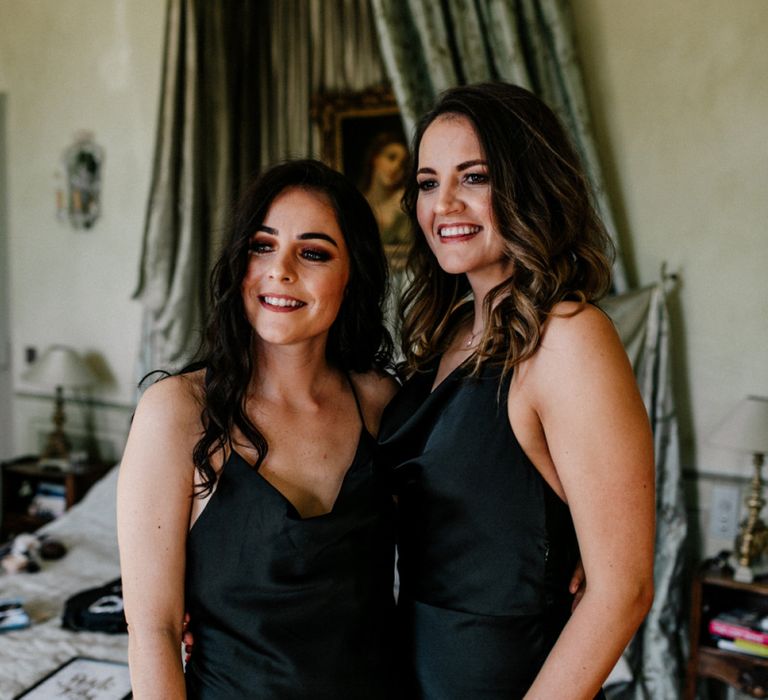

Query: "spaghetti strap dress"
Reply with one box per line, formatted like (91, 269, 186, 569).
(184, 384, 397, 699)
(378, 359, 606, 699)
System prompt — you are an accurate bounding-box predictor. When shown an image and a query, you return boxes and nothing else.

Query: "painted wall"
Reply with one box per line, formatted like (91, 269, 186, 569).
(572, 0, 768, 553)
(0, 95, 11, 460)
(0, 0, 165, 458)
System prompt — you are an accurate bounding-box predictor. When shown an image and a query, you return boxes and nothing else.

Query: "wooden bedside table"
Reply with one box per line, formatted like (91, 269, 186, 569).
(0, 457, 111, 541)
(686, 568, 768, 698)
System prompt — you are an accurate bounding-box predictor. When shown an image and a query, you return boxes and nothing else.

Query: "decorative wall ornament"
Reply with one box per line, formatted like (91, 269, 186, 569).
(311, 87, 409, 269)
(57, 131, 104, 229)
(311, 86, 400, 177)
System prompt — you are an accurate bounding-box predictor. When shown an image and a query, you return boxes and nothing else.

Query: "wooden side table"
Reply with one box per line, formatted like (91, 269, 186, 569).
(0, 456, 110, 540)
(686, 568, 768, 698)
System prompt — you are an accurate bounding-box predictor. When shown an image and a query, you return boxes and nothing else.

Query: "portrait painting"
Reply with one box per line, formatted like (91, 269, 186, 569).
(312, 87, 410, 269)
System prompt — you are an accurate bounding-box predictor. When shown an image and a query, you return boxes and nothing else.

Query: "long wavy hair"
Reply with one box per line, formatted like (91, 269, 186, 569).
(400, 82, 614, 377)
(187, 159, 393, 495)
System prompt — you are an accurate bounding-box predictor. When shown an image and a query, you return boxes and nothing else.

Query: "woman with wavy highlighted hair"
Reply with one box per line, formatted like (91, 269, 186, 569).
(118, 160, 399, 699)
(379, 82, 655, 699)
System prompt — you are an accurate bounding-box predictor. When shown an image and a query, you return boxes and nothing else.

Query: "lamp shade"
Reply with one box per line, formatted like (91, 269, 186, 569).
(22, 345, 98, 389)
(710, 396, 768, 455)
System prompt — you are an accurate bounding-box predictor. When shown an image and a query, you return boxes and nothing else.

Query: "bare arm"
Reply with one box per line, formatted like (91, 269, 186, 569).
(117, 377, 200, 699)
(516, 306, 655, 699)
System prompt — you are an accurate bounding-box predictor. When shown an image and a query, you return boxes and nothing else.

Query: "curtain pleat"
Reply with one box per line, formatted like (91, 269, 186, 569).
(133, 0, 206, 371)
(369, 1, 434, 136)
(370, 0, 629, 292)
(310, 0, 388, 90)
(134, 0, 266, 371)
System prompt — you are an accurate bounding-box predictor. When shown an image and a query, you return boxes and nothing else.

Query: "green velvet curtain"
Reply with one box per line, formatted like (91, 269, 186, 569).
(370, 0, 629, 292)
(133, 0, 264, 370)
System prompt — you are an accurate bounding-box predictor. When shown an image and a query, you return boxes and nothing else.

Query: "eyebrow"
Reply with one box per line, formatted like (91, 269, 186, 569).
(256, 225, 339, 248)
(416, 159, 488, 175)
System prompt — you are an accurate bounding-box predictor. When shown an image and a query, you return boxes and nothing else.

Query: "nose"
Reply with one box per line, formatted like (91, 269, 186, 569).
(267, 253, 295, 282)
(434, 183, 464, 216)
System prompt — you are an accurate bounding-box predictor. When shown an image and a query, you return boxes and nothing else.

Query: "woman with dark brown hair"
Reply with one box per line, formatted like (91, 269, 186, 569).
(379, 82, 655, 699)
(118, 160, 399, 699)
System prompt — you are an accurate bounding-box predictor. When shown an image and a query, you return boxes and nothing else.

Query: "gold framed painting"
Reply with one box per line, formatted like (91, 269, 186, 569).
(311, 87, 410, 269)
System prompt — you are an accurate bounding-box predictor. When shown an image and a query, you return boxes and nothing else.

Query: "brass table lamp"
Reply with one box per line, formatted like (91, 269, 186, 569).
(22, 345, 98, 462)
(711, 396, 768, 582)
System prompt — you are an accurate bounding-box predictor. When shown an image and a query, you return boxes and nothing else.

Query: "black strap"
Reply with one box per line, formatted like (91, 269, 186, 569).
(346, 373, 368, 433)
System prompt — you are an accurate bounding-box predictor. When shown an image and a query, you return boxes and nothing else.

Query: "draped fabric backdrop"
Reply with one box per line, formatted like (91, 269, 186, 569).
(370, 0, 629, 292)
(134, 1, 687, 695)
(133, 0, 264, 373)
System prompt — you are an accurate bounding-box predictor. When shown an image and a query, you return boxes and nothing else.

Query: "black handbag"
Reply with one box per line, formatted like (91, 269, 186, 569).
(61, 577, 127, 634)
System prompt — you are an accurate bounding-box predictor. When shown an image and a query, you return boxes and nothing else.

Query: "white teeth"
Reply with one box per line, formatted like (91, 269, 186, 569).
(263, 295, 304, 308)
(439, 225, 481, 237)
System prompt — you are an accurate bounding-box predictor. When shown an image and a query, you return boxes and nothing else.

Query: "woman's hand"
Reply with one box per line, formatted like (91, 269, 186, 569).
(182, 613, 194, 664)
(568, 559, 586, 612)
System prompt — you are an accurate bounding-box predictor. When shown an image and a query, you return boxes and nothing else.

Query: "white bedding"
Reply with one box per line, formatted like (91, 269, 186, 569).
(0, 466, 128, 698)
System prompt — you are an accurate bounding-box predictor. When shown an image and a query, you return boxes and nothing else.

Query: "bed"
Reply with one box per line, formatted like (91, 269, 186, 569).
(0, 465, 128, 698)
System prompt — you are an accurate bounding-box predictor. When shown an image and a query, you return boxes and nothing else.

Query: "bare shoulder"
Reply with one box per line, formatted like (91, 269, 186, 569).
(530, 303, 625, 372)
(135, 371, 204, 429)
(544, 301, 619, 350)
(515, 302, 633, 404)
(124, 371, 205, 470)
(349, 369, 400, 436)
(518, 302, 639, 411)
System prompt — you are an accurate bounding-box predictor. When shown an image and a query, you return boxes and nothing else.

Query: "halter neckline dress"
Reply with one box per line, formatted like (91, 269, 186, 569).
(379, 357, 605, 699)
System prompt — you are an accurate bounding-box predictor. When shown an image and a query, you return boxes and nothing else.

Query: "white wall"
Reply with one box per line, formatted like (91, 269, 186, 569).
(0, 94, 11, 460)
(572, 0, 768, 553)
(0, 0, 165, 457)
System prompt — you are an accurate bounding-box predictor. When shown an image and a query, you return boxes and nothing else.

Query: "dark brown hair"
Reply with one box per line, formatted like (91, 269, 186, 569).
(399, 82, 614, 376)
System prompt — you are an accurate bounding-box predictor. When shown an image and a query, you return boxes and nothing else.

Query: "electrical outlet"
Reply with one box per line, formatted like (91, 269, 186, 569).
(709, 484, 741, 541)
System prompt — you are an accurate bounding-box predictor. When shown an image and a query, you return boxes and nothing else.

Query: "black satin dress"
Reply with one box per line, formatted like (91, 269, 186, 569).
(184, 422, 396, 698)
(379, 359, 605, 699)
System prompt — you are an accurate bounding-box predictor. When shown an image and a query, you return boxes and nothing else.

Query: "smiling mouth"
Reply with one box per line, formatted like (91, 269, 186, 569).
(438, 224, 481, 240)
(259, 295, 306, 310)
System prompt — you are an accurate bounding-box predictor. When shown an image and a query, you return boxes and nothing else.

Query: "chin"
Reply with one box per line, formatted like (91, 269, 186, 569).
(256, 332, 295, 346)
(437, 261, 472, 275)
(430, 251, 475, 276)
